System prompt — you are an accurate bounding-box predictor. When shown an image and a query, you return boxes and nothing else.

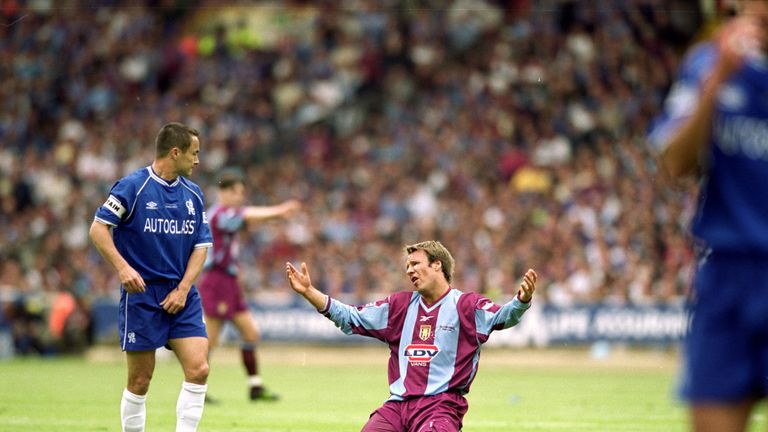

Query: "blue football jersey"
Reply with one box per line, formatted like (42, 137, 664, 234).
(94, 166, 213, 281)
(649, 43, 768, 253)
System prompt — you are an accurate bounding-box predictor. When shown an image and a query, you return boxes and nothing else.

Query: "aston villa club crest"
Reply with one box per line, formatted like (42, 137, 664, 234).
(419, 325, 432, 341)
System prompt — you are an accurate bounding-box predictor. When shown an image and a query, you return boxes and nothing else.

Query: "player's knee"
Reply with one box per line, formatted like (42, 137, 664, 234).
(241, 325, 260, 343)
(186, 361, 209, 383)
(127, 374, 153, 394)
(196, 361, 210, 381)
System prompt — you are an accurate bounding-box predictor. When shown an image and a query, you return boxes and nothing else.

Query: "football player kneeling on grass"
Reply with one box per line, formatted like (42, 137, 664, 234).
(286, 240, 536, 432)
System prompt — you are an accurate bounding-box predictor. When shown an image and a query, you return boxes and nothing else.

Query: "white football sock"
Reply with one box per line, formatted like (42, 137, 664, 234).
(176, 382, 207, 432)
(121, 388, 147, 432)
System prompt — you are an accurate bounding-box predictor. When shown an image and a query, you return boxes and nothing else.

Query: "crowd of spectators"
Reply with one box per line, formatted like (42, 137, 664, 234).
(0, 0, 705, 352)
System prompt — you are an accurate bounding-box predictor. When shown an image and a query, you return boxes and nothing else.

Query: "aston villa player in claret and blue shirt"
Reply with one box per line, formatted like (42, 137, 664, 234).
(286, 240, 537, 432)
(198, 168, 300, 402)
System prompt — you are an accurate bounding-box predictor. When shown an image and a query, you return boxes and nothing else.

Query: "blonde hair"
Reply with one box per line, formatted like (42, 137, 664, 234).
(404, 240, 455, 284)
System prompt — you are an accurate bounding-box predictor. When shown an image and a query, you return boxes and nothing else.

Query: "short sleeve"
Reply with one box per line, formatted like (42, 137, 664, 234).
(473, 295, 503, 336)
(195, 190, 213, 249)
(648, 43, 717, 153)
(94, 179, 136, 226)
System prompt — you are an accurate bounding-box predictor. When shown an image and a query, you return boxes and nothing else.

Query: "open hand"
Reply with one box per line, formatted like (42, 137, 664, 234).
(286, 262, 312, 294)
(517, 269, 537, 303)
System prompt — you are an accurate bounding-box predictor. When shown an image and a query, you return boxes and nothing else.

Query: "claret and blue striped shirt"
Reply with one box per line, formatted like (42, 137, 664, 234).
(320, 289, 530, 401)
(202, 204, 246, 276)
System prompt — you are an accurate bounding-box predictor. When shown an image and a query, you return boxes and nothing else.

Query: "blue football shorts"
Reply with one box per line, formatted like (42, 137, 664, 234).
(118, 281, 208, 351)
(681, 252, 768, 402)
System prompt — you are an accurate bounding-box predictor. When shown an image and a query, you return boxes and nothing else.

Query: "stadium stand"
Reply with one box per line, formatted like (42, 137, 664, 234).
(0, 0, 705, 353)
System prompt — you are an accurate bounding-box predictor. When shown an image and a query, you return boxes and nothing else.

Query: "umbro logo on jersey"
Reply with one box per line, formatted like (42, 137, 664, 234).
(146, 201, 158, 210)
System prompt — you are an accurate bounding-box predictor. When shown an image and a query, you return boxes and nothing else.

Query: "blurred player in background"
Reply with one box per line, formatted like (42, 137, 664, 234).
(649, 1, 768, 431)
(199, 168, 300, 402)
(286, 240, 537, 432)
(89, 122, 212, 432)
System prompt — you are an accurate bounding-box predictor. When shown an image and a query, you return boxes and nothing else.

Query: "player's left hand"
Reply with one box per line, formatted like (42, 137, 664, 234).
(160, 288, 188, 314)
(286, 262, 313, 294)
(517, 269, 537, 303)
(714, 15, 766, 82)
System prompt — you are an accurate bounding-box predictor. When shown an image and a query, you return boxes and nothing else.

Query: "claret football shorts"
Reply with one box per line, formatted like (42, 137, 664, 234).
(198, 268, 248, 320)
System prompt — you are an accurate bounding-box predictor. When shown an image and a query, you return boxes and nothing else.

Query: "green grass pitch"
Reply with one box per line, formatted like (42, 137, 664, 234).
(0, 345, 765, 431)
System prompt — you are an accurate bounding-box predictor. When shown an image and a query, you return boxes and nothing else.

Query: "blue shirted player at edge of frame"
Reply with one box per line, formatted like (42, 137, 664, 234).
(648, 2, 768, 432)
(90, 122, 213, 432)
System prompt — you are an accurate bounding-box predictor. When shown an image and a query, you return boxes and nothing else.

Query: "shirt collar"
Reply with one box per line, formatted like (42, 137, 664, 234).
(147, 166, 180, 187)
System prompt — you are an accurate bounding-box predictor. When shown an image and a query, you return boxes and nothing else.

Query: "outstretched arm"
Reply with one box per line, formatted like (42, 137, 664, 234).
(475, 268, 538, 338)
(286, 261, 392, 340)
(244, 200, 301, 225)
(286, 261, 328, 311)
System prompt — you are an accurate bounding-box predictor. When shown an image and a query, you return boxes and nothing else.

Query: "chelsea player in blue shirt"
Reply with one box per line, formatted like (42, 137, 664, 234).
(90, 122, 213, 432)
(649, 2, 768, 431)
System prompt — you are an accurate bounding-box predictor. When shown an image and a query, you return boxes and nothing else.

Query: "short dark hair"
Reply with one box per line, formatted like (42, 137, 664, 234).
(155, 122, 199, 157)
(404, 240, 455, 284)
(217, 167, 245, 189)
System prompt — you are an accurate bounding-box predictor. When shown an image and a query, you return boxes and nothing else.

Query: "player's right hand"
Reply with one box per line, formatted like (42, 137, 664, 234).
(119, 265, 146, 293)
(283, 199, 302, 216)
(286, 262, 311, 293)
